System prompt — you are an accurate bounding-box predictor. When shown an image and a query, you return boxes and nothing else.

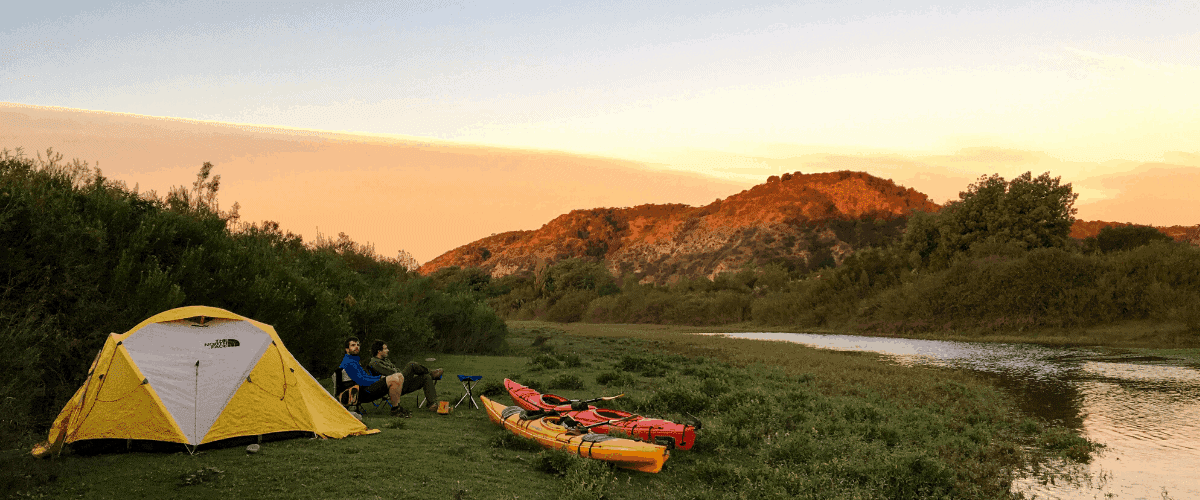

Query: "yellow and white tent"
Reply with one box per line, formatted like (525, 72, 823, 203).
(32, 306, 377, 457)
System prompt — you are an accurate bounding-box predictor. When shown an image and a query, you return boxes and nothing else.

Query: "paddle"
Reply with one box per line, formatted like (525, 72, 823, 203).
(581, 414, 638, 430)
(684, 412, 703, 431)
(555, 394, 625, 411)
(560, 414, 639, 432)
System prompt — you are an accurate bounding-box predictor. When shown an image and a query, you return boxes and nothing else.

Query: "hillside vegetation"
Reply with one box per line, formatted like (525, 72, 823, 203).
(430, 172, 1200, 339)
(0, 148, 507, 449)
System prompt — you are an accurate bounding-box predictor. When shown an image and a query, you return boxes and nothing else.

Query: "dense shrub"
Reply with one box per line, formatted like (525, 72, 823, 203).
(528, 353, 561, 370)
(544, 289, 598, 323)
(615, 354, 672, 377)
(556, 352, 584, 368)
(1086, 224, 1174, 254)
(647, 384, 710, 414)
(595, 371, 636, 387)
(477, 380, 507, 398)
(547, 374, 586, 390)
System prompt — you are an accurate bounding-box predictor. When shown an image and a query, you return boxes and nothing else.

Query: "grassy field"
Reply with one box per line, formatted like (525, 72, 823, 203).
(3, 322, 1100, 500)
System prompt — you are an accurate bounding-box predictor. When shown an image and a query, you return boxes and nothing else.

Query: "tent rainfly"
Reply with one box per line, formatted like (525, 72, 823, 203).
(32, 306, 377, 457)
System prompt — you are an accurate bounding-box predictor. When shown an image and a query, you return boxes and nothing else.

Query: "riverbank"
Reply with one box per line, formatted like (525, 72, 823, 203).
(544, 319, 1200, 364)
(4, 322, 1097, 499)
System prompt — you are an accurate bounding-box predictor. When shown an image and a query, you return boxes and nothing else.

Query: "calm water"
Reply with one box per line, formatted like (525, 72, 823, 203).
(697, 332, 1200, 500)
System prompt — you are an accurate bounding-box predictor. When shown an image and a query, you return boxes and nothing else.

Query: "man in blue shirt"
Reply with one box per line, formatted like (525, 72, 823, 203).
(340, 336, 409, 417)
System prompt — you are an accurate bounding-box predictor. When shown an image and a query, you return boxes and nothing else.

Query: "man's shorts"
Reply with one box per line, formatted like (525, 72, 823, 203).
(362, 377, 389, 401)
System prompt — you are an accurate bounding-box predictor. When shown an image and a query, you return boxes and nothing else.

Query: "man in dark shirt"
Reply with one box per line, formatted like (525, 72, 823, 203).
(367, 340, 442, 412)
(340, 337, 409, 417)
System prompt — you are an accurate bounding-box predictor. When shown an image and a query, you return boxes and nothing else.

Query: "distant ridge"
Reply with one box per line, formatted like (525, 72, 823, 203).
(421, 171, 1200, 283)
(419, 171, 938, 283)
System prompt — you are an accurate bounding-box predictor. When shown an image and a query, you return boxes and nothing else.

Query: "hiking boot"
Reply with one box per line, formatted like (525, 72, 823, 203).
(390, 405, 411, 418)
(430, 368, 444, 380)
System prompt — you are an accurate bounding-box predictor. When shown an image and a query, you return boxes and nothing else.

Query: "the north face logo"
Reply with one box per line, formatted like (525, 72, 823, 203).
(204, 339, 241, 349)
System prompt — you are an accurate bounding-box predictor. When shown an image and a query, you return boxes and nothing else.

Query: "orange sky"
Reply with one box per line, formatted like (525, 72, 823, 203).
(4, 103, 1197, 264)
(6, 2, 1199, 263)
(2, 103, 751, 263)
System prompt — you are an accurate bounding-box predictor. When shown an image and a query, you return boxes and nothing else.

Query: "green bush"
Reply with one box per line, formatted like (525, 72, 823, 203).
(750, 292, 805, 326)
(1087, 224, 1174, 253)
(1183, 294, 1200, 333)
(477, 380, 507, 398)
(543, 289, 598, 323)
(1039, 426, 1102, 463)
(648, 385, 710, 414)
(615, 354, 671, 377)
(548, 374, 586, 391)
(556, 352, 584, 368)
(530, 449, 616, 497)
(529, 353, 561, 370)
(530, 449, 578, 476)
(595, 371, 636, 387)
(0, 148, 509, 447)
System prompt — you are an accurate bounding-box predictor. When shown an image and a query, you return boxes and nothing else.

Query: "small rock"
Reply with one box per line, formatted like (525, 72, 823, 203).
(350, 411, 362, 421)
(246, 444, 260, 454)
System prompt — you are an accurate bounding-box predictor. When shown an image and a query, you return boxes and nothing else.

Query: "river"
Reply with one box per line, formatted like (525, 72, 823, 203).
(697, 332, 1200, 500)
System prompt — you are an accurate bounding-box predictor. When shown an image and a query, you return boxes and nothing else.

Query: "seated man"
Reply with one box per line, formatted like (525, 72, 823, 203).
(366, 340, 443, 412)
(340, 336, 410, 417)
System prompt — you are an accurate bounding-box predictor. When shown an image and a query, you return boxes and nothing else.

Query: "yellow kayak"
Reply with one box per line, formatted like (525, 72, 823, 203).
(481, 395, 669, 473)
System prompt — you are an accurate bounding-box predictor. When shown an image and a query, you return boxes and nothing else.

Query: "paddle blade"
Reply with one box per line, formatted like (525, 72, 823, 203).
(581, 393, 625, 404)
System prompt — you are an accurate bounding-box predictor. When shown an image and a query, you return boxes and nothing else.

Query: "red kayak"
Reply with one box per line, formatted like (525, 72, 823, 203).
(504, 378, 697, 450)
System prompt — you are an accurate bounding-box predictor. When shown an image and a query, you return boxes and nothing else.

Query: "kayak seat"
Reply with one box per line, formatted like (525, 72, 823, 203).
(595, 409, 624, 419)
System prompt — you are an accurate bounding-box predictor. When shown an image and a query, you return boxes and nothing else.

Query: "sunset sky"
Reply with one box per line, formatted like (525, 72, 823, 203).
(4, 1, 1199, 263)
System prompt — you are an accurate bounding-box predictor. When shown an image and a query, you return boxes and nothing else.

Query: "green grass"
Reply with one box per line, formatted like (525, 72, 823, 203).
(3, 322, 1102, 500)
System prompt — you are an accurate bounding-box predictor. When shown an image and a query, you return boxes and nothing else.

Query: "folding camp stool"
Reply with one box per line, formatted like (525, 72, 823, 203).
(455, 375, 483, 409)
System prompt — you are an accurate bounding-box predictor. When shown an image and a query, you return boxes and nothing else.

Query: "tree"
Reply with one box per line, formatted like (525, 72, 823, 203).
(395, 249, 421, 271)
(903, 172, 1078, 268)
(543, 258, 619, 296)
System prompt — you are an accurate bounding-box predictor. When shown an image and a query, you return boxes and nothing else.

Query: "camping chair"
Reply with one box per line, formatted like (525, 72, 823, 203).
(333, 369, 362, 413)
(334, 369, 390, 413)
(455, 375, 483, 409)
(371, 395, 394, 410)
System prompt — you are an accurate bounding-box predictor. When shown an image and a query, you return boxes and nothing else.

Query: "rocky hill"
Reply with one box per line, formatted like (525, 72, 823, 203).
(419, 171, 938, 283)
(420, 170, 1200, 284)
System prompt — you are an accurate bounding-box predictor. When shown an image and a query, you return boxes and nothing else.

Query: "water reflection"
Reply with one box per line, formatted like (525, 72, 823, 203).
(697, 332, 1200, 500)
